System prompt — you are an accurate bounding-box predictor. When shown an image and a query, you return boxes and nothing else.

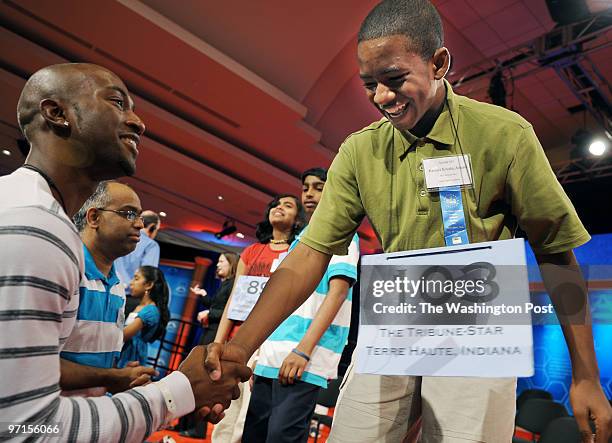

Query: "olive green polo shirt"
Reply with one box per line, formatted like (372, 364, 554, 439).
(301, 80, 590, 256)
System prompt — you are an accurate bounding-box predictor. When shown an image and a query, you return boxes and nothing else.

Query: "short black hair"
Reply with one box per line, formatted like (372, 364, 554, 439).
(358, 0, 444, 60)
(73, 181, 136, 232)
(73, 181, 113, 232)
(255, 194, 306, 244)
(301, 167, 327, 184)
(142, 212, 160, 229)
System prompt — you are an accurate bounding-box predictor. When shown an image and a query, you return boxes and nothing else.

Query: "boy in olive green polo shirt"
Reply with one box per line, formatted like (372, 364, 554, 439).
(205, 1, 612, 442)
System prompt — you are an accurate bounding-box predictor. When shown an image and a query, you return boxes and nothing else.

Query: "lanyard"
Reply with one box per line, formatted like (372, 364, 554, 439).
(439, 186, 469, 246)
(21, 164, 67, 213)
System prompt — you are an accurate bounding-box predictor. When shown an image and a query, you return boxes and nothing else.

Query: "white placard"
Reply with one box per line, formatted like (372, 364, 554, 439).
(355, 239, 533, 377)
(227, 275, 268, 321)
(422, 154, 473, 190)
(270, 252, 288, 273)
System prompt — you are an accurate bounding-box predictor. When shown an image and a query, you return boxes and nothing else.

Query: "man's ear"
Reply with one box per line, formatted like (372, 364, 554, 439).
(40, 98, 70, 131)
(432, 47, 451, 80)
(85, 207, 101, 230)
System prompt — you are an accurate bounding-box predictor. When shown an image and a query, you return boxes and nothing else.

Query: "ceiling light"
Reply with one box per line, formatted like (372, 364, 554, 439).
(2, 149, 10, 156)
(588, 140, 606, 156)
(236, 232, 244, 239)
(217, 195, 224, 201)
(570, 129, 606, 159)
(159, 211, 167, 217)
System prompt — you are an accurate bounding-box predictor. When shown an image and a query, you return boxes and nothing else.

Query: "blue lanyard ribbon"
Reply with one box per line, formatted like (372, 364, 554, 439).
(439, 186, 469, 246)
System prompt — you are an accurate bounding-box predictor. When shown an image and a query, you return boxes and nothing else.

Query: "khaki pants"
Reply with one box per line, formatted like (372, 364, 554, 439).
(329, 354, 516, 443)
(211, 380, 252, 443)
(212, 353, 258, 443)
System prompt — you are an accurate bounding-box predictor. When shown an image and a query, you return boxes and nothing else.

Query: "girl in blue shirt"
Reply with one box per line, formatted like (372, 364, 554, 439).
(118, 266, 170, 367)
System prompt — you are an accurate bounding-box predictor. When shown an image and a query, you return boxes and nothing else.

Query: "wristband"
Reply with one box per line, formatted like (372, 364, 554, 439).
(291, 348, 310, 362)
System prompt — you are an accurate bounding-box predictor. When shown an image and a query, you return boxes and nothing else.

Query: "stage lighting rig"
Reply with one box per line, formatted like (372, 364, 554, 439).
(215, 220, 237, 239)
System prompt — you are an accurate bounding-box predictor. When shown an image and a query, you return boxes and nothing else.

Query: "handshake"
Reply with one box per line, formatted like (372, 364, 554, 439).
(177, 342, 250, 422)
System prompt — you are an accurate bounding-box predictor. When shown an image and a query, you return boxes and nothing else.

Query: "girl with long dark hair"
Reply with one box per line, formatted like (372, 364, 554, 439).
(118, 266, 170, 367)
(211, 194, 305, 443)
(216, 194, 305, 343)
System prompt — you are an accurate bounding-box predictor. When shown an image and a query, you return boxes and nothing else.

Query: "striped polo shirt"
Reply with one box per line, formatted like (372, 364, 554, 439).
(255, 231, 360, 388)
(0, 168, 195, 441)
(61, 245, 126, 371)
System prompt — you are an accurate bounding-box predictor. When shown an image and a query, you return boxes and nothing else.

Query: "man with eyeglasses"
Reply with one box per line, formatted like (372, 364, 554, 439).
(115, 210, 161, 315)
(60, 180, 155, 397)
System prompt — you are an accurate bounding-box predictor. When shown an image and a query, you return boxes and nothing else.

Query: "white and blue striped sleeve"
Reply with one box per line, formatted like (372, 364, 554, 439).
(0, 205, 194, 442)
(327, 233, 360, 287)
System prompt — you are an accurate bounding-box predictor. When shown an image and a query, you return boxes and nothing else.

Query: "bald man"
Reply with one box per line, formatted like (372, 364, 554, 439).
(0, 63, 250, 442)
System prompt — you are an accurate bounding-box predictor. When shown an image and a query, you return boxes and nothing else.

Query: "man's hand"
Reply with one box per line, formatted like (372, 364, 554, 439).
(279, 351, 308, 385)
(178, 345, 251, 421)
(106, 362, 157, 394)
(204, 342, 249, 382)
(569, 378, 612, 443)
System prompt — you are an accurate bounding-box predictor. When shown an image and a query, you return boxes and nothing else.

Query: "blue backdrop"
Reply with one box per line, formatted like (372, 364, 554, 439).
(518, 233, 612, 411)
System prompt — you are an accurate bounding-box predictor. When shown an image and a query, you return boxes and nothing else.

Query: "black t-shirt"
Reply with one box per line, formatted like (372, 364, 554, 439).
(201, 278, 234, 324)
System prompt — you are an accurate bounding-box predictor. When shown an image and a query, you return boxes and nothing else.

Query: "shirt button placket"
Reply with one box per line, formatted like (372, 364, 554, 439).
(415, 141, 429, 214)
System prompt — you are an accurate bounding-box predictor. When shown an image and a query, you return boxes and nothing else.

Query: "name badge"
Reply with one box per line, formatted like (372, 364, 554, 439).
(355, 239, 533, 377)
(440, 186, 469, 246)
(227, 275, 268, 321)
(270, 252, 288, 273)
(423, 154, 473, 190)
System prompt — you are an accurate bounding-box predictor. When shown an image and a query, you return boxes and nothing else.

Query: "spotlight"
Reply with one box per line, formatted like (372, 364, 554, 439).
(236, 232, 245, 239)
(588, 140, 606, 156)
(2, 149, 10, 156)
(215, 220, 236, 239)
(571, 129, 608, 158)
(545, 0, 590, 26)
(159, 211, 167, 217)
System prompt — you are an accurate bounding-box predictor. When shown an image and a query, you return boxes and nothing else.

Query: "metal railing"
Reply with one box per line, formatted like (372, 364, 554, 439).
(147, 317, 200, 377)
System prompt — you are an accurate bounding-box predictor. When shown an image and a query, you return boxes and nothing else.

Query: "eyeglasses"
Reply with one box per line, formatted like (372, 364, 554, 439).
(96, 208, 144, 224)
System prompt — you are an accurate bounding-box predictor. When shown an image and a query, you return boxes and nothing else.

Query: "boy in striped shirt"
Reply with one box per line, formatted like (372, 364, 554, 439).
(242, 168, 359, 443)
